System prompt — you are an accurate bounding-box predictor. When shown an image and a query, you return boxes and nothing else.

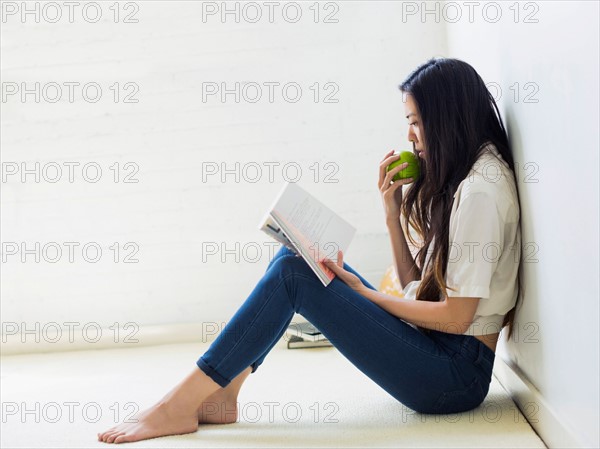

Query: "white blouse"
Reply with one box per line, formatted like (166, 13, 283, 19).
(401, 142, 521, 336)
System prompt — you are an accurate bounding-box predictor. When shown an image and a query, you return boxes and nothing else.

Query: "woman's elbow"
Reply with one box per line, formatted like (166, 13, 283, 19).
(442, 297, 478, 334)
(439, 321, 471, 334)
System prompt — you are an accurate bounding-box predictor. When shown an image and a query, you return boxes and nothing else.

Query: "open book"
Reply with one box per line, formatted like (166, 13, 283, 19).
(258, 181, 356, 286)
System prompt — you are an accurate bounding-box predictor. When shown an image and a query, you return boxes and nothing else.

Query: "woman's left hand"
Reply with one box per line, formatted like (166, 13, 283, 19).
(322, 251, 367, 294)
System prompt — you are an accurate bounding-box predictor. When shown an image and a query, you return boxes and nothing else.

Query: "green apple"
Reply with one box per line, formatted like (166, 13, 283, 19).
(386, 151, 421, 182)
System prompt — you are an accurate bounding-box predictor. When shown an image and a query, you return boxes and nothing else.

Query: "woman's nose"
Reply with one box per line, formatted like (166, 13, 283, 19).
(407, 128, 416, 143)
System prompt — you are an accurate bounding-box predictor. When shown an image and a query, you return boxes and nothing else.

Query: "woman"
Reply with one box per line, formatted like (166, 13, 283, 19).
(98, 57, 522, 444)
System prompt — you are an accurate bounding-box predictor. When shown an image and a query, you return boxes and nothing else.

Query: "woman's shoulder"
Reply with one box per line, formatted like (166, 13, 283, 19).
(455, 142, 520, 218)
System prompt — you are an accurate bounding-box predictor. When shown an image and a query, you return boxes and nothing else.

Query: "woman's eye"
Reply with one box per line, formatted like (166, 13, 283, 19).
(409, 122, 417, 127)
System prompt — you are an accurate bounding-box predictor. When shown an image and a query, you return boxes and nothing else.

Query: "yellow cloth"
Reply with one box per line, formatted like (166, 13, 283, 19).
(378, 265, 404, 298)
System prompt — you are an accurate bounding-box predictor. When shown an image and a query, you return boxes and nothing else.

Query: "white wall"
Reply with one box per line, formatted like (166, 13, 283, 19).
(443, 1, 599, 447)
(4, 3, 598, 447)
(1, 3, 446, 333)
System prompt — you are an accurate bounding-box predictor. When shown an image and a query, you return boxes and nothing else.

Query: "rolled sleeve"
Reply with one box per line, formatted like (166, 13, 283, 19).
(446, 192, 503, 299)
(401, 280, 421, 300)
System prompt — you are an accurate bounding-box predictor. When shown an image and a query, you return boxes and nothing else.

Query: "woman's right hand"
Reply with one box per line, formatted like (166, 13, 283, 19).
(378, 150, 414, 222)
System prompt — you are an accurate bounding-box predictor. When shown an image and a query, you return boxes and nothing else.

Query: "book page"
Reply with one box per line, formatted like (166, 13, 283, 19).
(268, 182, 356, 286)
(257, 212, 298, 254)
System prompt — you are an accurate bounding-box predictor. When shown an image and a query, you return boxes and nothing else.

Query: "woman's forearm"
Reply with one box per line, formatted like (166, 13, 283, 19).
(386, 217, 421, 289)
(358, 288, 467, 334)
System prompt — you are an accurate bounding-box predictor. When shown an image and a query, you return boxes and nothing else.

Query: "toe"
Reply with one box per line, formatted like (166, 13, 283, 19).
(107, 432, 125, 444)
(114, 433, 133, 444)
(99, 428, 116, 441)
(103, 430, 121, 443)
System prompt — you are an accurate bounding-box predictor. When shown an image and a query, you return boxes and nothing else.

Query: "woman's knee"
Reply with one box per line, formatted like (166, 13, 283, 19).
(266, 253, 325, 310)
(276, 245, 296, 258)
(266, 246, 299, 271)
(269, 249, 312, 276)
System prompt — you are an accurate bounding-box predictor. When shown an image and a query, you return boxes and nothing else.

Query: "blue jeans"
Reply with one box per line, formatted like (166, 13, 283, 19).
(197, 246, 495, 414)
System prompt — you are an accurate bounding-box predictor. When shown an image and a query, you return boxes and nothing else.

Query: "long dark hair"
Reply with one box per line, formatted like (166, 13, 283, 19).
(399, 57, 523, 339)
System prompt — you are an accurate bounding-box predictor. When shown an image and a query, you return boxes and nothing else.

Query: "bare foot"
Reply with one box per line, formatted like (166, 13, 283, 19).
(197, 390, 239, 424)
(97, 367, 221, 443)
(98, 401, 198, 444)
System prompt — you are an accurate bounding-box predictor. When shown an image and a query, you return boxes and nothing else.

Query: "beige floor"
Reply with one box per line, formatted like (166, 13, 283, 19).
(1, 339, 546, 448)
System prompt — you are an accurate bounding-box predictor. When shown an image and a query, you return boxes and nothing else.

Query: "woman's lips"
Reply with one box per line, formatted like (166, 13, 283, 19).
(416, 150, 425, 158)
